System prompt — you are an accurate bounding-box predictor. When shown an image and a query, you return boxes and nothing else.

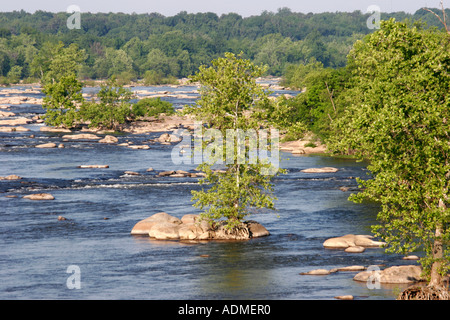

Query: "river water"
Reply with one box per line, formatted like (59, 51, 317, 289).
(0, 83, 414, 300)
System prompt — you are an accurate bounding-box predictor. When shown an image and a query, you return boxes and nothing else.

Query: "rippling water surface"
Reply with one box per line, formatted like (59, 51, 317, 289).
(0, 85, 413, 300)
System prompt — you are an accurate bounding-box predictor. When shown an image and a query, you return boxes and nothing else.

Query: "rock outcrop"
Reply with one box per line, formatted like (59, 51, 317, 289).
(62, 133, 100, 140)
(131, 212, 270, 241)
(0, 126, 30, 132)
(353, 265, 424, 284)
(0, 117, 32, 126)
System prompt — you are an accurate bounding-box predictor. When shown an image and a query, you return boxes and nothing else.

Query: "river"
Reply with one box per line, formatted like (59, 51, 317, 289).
(0, 83, 412, 300)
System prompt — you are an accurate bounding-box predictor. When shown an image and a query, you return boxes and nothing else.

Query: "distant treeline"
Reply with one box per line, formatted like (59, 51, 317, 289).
(0, 7, 448, 84)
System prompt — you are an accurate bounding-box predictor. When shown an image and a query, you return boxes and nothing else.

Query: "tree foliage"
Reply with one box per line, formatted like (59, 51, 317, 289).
(79, 77, 134, 130)
(188, 53, 284, 229)
(279, 60, 353, 140)
(329, 19, 450, 287)
(1, 8, 449, 84)
(42, 73, 83, 128)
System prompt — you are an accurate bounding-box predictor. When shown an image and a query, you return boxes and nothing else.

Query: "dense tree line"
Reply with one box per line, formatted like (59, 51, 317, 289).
(0, 7, 448, 84)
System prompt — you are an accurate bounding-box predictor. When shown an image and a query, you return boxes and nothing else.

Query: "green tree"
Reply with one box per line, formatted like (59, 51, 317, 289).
(93, 47, 133, 79)
(188, 53, 284, 231)
(132, 97, 174, 119)
(6, 65, 22, 83)
(42, 73, 84, 128)
(144, 48, 180, 78)
(279, 60, 352, 140)
(330, 19, 450, 296)
(79, 77, 133, 130)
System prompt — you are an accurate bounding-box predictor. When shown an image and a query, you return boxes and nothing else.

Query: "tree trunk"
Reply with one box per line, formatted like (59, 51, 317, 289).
(429, 199, 446, 288)
(430, 224, 444, 288)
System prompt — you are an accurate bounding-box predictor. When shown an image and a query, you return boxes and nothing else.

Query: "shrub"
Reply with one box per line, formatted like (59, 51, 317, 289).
(131, 97, 175, 119)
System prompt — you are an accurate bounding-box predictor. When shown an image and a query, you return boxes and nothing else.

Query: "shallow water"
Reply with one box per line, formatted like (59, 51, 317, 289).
(0, 85, 414, 300)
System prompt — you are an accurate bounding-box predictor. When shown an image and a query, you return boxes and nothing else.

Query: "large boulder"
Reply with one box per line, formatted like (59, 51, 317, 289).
(131, 212, 182, 235)
(323, 234, 385, 249)
(131, 213, 269, 241)
(149, 222, 181, 240)
(181, 214, 201, 224)
(353, 265, 424, 284)
(178, 222, 211, 240)
(247, 220, 270, 238)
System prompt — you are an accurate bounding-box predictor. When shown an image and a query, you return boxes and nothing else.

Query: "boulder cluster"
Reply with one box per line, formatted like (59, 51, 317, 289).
(131, 212, 270, 241)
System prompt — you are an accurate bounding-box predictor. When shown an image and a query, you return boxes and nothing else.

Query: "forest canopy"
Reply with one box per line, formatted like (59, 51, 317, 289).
(0, 7, 449, 84)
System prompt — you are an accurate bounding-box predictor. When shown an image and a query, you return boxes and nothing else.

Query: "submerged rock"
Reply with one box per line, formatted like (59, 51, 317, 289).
(131, 212, 182, 235)
(0, 118, 32, 126)
(0, 126, 30, 132)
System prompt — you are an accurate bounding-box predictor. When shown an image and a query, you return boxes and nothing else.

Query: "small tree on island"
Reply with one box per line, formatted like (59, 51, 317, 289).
(329, 19, 450, 298)
(187, 52, 285, 234)
(79, 77, 134, 131)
